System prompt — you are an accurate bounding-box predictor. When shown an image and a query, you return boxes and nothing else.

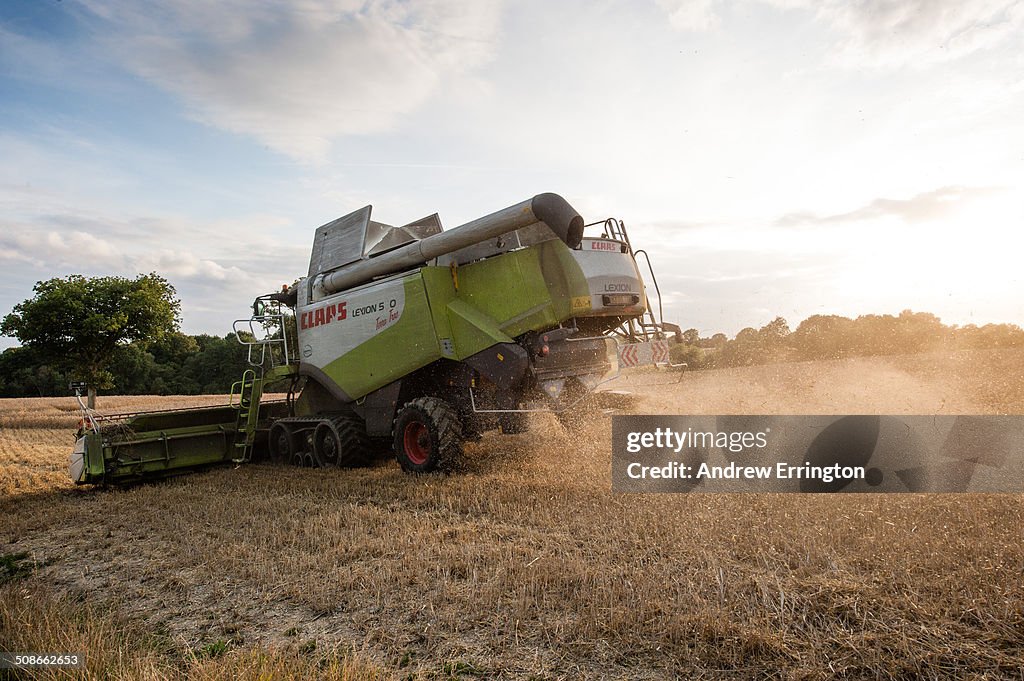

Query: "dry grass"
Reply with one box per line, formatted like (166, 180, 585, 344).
(0, 582, 387, 680)
(1, 349, 1022, 679)
(0, 395, 242, 430)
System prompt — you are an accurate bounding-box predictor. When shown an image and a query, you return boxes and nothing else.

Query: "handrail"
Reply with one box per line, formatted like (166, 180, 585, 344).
(232, 312, 292, 368)
(631, 249, 664, 327)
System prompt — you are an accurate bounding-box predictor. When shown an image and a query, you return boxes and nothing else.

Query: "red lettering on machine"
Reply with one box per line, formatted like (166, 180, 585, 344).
(300, 301, 348, 330)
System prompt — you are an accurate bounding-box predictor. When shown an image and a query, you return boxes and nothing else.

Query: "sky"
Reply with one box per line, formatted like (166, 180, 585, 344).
(1, 0, 1022, 351)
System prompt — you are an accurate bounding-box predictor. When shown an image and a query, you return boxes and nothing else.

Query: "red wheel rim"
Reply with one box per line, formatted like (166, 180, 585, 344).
(403, 421, 430, 466)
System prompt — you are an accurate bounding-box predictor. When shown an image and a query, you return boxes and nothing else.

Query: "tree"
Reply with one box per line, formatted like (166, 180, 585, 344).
(1, 274, 181, 407)
(669, 343, 706, 370)
(792, 315, 854, 360)
(181, 333, 250, 394)
(758, 316, 790, 344)
(746, 316, 791, 363)
(682, 328, 701, 346)
(735, 327, 759, 343)
(0, 346, 69, 398)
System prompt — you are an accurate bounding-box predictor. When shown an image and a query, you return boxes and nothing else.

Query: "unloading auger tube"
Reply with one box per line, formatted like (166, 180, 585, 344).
(315, 193, 585, 296)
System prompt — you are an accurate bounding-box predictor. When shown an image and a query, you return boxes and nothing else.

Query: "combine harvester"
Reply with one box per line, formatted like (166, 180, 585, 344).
(70, 193, 679, 484)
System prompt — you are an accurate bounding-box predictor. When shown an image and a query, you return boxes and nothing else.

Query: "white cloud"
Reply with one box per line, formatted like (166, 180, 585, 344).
(657, 0, 1024, 66)
(0, 208, 297, 347)
(775, 186, 1001, 227)
(655, 0, 722, 31)
(75, 0, 502, 160)
(134, 251, 241, 282)
(818, 0, 1024, 67)
(1, 229, 122, 269)
(0, 218, 265, 288)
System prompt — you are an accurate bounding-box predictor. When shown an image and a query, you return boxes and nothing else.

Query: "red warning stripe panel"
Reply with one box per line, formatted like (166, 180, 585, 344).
(619, 342, 660, 367)
(651, 340, 669, 363)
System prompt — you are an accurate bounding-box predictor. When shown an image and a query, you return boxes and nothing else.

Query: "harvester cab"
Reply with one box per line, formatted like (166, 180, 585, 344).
(70, 193, 677, 484)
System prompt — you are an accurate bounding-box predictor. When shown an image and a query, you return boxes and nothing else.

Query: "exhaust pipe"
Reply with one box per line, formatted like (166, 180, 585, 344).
(316, 193, 583, 297)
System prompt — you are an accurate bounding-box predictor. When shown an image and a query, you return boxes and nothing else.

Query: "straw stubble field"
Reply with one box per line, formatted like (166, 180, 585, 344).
(1, 349, 1022, 679)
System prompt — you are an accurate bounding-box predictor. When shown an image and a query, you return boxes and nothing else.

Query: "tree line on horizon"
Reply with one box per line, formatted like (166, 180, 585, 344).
(669, 310, 1024, 370)
(1, 310, 1020, 398)
(0, 331, 251, 399)
(2, 272, 1022, 398)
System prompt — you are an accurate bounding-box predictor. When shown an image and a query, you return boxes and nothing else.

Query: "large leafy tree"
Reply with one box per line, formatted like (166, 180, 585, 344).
(1, 274, 181, 407)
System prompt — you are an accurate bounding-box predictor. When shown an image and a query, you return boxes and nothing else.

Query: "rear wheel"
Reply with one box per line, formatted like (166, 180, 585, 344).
(393, 397, 463, 473)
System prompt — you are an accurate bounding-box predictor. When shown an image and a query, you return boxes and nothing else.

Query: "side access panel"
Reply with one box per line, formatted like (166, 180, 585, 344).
(296, 273, 443, 401)
(420, 239, 593, 361)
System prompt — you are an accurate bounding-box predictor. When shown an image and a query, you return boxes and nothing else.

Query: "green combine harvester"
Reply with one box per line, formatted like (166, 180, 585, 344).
(70, 193, 678, 483)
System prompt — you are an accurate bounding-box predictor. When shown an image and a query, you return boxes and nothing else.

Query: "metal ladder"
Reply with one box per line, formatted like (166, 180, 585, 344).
(228, 297, 297, 463)
(230, 368, 263, 463)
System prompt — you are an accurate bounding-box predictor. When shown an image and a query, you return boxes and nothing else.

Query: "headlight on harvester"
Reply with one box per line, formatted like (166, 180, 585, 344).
(602, 293, 640, 307)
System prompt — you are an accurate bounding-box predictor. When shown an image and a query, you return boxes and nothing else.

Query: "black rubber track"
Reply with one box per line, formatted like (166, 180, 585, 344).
(323, 412, 373, 467)
(270, 414, 371, 468)
(315, 411, 372, 464)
